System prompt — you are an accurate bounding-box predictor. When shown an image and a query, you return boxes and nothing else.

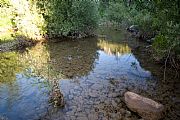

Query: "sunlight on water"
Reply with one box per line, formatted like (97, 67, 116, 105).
(97, 39, 131, 57)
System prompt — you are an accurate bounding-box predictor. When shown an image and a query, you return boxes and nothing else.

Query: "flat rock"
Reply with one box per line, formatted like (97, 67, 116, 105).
(124, 92, 164, 120)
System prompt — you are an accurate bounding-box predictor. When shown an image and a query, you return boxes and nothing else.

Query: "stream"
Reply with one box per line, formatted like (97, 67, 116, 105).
(0, 27, 179, 120)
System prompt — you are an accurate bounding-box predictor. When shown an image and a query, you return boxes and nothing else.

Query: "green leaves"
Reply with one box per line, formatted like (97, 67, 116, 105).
(153, 35, 169, 50)
(41, 0, 98, 37)
(0, 0, 99, 40)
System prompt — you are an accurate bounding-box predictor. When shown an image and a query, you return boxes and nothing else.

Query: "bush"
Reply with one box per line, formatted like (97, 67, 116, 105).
(105, 0, 179, 59)
(107, 2, 130, 24)
(37, 0, 99, 37)
(0, 0, 46, 41)
(0, 0, 99, 41)
(0, 0, 14, 42)
(153, 34, 169, 57)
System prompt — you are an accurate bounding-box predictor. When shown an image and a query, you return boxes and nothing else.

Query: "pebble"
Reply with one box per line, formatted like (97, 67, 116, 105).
(66, 111, 75, 116)
(119, 108, 126, 115)
(76, 116, 88, 120)
(69, 116, 76, 120)
(108, 93, 118, 98)
(89, 91, 98, 98)
(91, 84, 101, 89)
(112, 100, 118, 107)
(68, 95, 73, 100)
(125, 110, 131, 117)
(88, 114, 98, 120)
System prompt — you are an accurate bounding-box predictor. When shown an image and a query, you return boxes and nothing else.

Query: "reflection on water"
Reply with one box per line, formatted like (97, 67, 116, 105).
(0, 28, 156, 120)
(20, 43, 51, 78)
(0, 43, 50, 84)
(0, 52, 23, 83)
(0, 75, 50, 120)
(97, 39, 131, 57)
(0, 43, 63, 119)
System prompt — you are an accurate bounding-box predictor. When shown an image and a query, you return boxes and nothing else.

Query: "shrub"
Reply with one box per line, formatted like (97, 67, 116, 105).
(107, 2, 130, 24)
(0, 0, 46, 41)
(105, 0, 179, 60)
(36, 0, 99, 37)
(0, 0, 99, 41)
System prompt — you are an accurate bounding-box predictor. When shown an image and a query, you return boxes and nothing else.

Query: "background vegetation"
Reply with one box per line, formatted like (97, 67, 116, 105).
(100, 0, 179, 69)
(0, 0, 179, 68)
(0, 0, 99, 41)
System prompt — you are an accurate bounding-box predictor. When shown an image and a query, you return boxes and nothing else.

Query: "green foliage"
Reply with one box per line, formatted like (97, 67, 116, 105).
(105, 1, 155, 31)
(0, 0, 15, 42)
(153, 35, 169, 50)
(0, 0, 46, 41)
(133, 10, 154, 31)
(11, 0, 46, 39)
(107, 2, 129, 23)
(0, 0, 99, 41)
(152, 34, 169, 57)
(104, 0, 179, 57)
(73, 1, 99, 31)
(98, 0, 110, 22)
(40, 0, 99, 36)
(0, 0, 10, 7)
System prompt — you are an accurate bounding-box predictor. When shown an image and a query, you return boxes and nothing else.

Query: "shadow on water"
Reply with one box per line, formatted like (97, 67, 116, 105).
(47, 37, 99, 79)
(0, 27, 179, 120)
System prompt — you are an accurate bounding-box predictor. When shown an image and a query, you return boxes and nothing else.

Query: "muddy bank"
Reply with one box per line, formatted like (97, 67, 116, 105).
(47, 32, 97, 43)
(127, 25, 180, 72)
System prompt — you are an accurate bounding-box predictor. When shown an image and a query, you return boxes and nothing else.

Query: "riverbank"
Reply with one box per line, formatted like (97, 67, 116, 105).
(125, 28, 180, 120)
(0, 37, 36, 52)
(127, 24, 180, 73)
(0, 31, 97, 52)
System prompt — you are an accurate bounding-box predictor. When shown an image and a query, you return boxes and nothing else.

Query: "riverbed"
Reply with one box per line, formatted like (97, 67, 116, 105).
(0, 27, 179, 120)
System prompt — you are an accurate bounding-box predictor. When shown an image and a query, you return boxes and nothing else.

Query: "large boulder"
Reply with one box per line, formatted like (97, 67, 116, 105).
(124, 91, 165, 120)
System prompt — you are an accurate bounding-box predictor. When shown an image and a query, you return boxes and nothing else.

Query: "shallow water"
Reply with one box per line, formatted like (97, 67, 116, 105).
(0, 28, 179, 120)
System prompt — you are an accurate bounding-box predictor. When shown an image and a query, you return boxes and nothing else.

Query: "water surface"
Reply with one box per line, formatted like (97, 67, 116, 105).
(0, 28, 177, 120)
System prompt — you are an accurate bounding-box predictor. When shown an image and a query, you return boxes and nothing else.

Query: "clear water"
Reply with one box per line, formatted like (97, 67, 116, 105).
(0, 28, 166, 120)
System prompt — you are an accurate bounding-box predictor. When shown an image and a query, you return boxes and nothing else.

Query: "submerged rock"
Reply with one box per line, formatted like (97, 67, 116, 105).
(49, 79, 65, 107)
(124, 91, 164, 120)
